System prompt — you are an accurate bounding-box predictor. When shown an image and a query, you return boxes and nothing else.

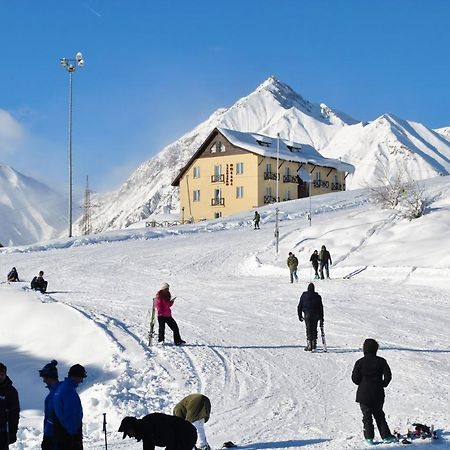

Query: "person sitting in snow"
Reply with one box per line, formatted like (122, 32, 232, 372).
(351, 339, 397, 445)
(173, 393, 211, 450)
(31, 271, 48, 293)
(118, 413, 197, 450)
(7, 267, 19, 282)
(155, 282, 185, 346)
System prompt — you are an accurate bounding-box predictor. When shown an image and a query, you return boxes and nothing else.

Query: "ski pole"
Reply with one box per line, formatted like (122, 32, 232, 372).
(102, 413, 108, 450)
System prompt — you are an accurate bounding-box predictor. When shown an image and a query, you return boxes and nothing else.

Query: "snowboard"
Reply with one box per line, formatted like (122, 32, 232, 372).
(148, 298, 156, 346)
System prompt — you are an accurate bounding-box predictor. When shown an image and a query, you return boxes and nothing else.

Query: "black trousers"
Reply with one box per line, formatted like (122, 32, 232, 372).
(360, 402, 391, 440)
(312, 262, 319, 276)
(304, 314, 319, 342)
(0, 432, 8, 450)
(158, 316, 182, 344)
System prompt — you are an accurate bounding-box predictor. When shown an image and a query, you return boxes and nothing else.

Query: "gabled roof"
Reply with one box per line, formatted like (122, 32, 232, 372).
(171, 127, 354, 186)
(218, 128, 355, 173)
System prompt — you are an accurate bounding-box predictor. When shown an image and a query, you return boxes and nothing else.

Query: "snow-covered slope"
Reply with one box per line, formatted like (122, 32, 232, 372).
(83, 77, 357, 233)
(0, 165, 67, 246)
(1, 176, 449, 449)
(321, 114, 450, 189)
(435, 126, 450, 140)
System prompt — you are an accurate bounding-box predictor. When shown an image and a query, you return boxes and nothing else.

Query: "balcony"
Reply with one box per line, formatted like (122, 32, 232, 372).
(264, 172, 279, 181)
(264, 195, 279, 204)
(211, 197, 225, 206)
(331, 182, 343, 191)
(313, 180, 330, 188)
(283, 174, 299, 183)
(211, 174, 225, 183)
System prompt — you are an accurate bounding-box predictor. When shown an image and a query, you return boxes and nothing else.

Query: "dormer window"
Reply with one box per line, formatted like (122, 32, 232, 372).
(286, 144, 302, 152)
(256, 140, 271, 147)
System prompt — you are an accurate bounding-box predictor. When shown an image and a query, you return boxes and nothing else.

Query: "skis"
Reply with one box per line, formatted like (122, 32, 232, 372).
(148, 298, 156, 346)
(320, 324, 327, 352)
(343, 266, 367, 279)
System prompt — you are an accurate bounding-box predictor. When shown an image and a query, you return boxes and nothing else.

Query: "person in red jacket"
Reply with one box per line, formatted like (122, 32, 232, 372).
(155, 283, 185, 346)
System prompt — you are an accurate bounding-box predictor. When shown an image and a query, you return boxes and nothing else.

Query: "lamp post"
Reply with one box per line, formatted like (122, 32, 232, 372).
(60, 52, 85, 237)
(275, 133, 280, 254)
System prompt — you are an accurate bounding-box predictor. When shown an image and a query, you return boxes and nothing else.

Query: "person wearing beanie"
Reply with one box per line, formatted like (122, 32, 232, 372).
(118, 413, 197, 450)
(39, 360, 60, 450)
(173, 393, 211, 450)
(53, 364, 86, 450)
(155, 283, 185, 346)
(31, 271, 48, 294)
(297, 283, 324, 351)
(0, 362, 20, 449)
(319, 245, 332, 279)
(351, 339, 396, 445)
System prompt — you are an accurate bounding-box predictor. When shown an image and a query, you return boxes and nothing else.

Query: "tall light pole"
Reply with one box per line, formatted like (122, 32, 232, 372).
(60, 52, 85, 237)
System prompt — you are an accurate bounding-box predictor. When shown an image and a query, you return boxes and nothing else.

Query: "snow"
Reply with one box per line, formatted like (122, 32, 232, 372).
(0, 165, 67, 246)
(1, 176, 449, 449)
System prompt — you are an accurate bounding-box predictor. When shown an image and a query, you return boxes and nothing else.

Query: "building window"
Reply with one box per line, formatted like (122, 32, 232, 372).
(316, 171, 321, 181)
(193, 166, 200, 179)
(266, 163, 272, 174)
(193, 190, 200, 202)
(236, 162, 244, 174)
(265, 186, 272, 197)
(285, 190, 291, 201)
(236, 186, 244, 198)
(214, 212, 222, 219)
(285, 166, 291, 176)
(214, 164, 222, 177)
(210, 141, 225, 153)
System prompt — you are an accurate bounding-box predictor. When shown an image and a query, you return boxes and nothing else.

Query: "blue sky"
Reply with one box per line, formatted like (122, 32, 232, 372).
(0, 0, 449, 196)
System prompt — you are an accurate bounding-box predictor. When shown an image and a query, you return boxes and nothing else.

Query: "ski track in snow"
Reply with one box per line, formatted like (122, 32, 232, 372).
(1, 184, 450, 449)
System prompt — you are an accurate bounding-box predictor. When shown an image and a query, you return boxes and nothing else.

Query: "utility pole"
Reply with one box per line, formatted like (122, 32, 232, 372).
(81, 175, 92, 235)
(275, 133, 280, 254)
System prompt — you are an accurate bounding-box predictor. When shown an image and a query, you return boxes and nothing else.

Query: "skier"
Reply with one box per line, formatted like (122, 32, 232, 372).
(309, 250, 319, 279)
(297, 283, 324, 351)
(155, 283, 186, 346)
(173, 393, 211, 450)
(0, 362, 20, 450)
(319, 245, 332, 279)
(39, 360, 60, 450)
(287, 252, 299, 283)
(118, 413, 197, 450)
(253, 211, 261, 229)
(31, 271, 48, 293)
(6, 268, 19, 282)
(351, 339, 397, 445)
(53, 364, 86, 450)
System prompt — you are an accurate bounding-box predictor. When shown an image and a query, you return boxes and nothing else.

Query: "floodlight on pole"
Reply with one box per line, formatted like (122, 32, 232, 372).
(60, 52, 85, 237)
(275, 133, 280, 254)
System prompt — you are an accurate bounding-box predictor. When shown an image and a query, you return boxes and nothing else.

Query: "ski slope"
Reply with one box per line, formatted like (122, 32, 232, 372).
(0, 177, 449, 450)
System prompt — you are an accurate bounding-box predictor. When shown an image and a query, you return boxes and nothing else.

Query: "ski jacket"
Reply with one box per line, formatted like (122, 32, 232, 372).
(31, 276, 47, 292)
(310, 252, 319, 265)
(287, 255, 298, 269)
(155, 290, 174, 317)
(0, 376, 20, 441)
(43, 382, 60, 437)
(53, 378, 83, 436)
(297, 291, 324, 321)
(173, 393, 211, 424)
(352, 352, 392, 405)
(254, 212, 260, 222)
(319, 249, 332, 265)
(127, 413, 197, 450)
(7, 268, 19, 282)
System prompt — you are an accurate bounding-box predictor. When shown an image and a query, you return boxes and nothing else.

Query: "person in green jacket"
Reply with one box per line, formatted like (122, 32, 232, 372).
(173, 393, 211, 450)
(287, 252, 299, 283)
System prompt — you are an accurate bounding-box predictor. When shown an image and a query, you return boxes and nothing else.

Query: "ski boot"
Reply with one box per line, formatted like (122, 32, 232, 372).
(304, 340, 312, 351)
(383, 435, 398, 444)
(365, 438, 375, 446)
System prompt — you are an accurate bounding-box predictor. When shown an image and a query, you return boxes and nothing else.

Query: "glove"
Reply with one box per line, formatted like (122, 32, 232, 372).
(299, 316, 304, 322)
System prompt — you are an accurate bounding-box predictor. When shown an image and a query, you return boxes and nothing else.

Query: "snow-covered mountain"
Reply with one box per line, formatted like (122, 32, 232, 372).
(435, 126, 450, 140)
(0, 165, 67, 246)
(81, 77, 450, 234)
(322, 114, 450, 189)
(82, 77, 357, 233)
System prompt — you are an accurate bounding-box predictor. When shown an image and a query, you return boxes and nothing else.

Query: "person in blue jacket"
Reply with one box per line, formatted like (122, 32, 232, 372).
(39, 360, 60, 450)
(53, 364, 86, 450)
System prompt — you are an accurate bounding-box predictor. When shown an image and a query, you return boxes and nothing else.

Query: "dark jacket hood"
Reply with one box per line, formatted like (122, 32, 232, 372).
(363, 338, 379, 355)
(0, 375, 13, 389)
(307, 283, 315, 293)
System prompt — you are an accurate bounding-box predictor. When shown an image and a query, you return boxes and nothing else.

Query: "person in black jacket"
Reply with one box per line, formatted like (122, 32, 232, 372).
(6, 268, 19, 282)
(0, 363, 20, 450)
(31, 271, 48, 293)
(118, 413, 197, 450)
(351, 339, 396, 445)
(297, 283, 324, 351)
(319, 245, 332, 279)
(309, 250, 319, 279)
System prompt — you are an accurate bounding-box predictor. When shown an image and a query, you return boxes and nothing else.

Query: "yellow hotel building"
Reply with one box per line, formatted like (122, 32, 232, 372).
(171, 127, 355, 221)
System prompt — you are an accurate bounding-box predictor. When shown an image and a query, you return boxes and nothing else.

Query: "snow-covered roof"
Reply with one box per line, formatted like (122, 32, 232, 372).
(218, 127, 355, 173)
